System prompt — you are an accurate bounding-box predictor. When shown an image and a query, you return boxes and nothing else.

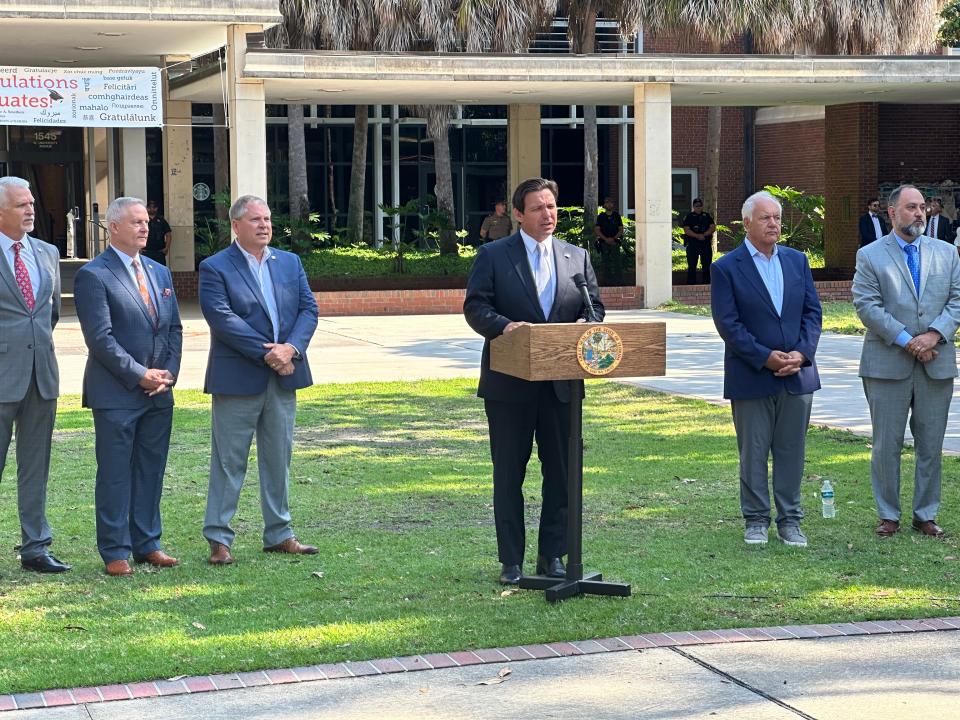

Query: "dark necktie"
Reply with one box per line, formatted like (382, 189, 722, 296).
(12, 241, 35, 310)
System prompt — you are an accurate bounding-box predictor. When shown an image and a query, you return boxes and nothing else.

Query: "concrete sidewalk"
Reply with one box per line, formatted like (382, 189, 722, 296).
(8, 628, 960, 719)
(54, 305, 959, 450)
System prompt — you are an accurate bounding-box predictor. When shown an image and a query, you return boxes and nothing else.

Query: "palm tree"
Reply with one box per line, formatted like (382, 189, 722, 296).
(642, 0, 944, 251)
(415, 0, 557, 254)
(641, 1, 751, 251)
(268, 0, 322, 226)
(564, 1, 642, 248)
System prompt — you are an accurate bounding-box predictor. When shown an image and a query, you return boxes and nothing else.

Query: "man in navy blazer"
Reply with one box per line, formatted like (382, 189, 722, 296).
(711, 191, 822, 548)
(199, 195, 318, 565)
(464, 178, 604, 585)
(74, 197, 183, 576)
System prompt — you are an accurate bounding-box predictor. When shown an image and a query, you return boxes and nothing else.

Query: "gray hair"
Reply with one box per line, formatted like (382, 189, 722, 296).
(0, 176, 30, 208)
(230, 195, 269, 221)
(742, 191, 782, 221)
(105, 197, 145, 225)
(888, 184, 918, 208)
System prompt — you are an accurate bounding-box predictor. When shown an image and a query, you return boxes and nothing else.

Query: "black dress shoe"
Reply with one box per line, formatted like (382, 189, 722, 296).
(499, 563, 521, 585)
(21, 553, 71, 573)
(536, 556, 566, 578)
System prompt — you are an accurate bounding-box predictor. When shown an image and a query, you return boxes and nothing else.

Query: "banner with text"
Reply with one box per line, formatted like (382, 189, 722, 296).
(0, 66, 162, 127)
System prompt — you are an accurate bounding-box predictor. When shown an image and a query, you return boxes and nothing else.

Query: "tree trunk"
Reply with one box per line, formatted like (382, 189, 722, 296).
(325, 105, 337, 234)
(347, 104, 369, 243)
(213, 104, 230, 243)
(432, 121, 457, 255)
(583, 104, 598, 249)
(704, 105, 722, 253)
(570, 2, 598, 249)
(287, 102, 309, 224)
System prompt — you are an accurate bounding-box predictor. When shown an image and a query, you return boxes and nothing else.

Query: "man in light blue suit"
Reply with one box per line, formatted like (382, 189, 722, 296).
(0, 176, 69, 574)
(853, 185, 960, 539)
(74, 197, 183, 576)
(199, 195, 318, 565)
(712, 191, 822, 548)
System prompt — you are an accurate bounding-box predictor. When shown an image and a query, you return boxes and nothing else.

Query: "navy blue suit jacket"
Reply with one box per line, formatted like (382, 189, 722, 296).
(74, 246, 182, 410)
(711, 243, 822, 401)
(463, 232, 603, 403)
(199, 242, 318, 396)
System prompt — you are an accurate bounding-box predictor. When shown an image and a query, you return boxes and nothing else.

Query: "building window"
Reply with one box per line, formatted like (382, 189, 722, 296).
(672, 169, 699, 217)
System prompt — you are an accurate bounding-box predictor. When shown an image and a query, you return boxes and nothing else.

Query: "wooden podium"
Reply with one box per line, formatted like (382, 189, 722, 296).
(490, 321, 666, 602)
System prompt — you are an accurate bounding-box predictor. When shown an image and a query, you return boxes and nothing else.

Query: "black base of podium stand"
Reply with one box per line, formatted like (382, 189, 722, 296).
(519, 571, 631, 603)
(515, 381, 631, 603)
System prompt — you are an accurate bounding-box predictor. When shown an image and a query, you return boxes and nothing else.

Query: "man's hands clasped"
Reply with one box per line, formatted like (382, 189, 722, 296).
(139, 368, 175, 397)
(764, 350, 806, 377)
(264, 342, 296, 376)
(905, 331, 941, 364)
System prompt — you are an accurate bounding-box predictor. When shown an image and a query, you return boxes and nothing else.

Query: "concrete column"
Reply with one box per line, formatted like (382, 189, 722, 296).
(120, 127, 147, 199)
(633, 83, 673, 308)
(226, 24, 267, 202)
(507, 104, 541, 193)
(162, 55, 195, 272)
(84, 127, 110, 257)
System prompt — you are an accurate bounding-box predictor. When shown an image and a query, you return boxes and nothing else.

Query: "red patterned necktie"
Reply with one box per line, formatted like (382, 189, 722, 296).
(132, 258, 157, 321)
(12, 241, 35, 310)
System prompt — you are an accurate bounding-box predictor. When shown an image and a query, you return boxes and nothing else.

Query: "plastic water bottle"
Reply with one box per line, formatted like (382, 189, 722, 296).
(821, 479, 836, 518)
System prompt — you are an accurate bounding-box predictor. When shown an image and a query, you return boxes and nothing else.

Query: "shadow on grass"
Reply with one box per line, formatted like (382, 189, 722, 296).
(0, 379, 958, 693)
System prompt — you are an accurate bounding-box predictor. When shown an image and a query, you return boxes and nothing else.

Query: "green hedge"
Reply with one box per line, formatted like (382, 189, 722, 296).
(301, 245, 477, 278)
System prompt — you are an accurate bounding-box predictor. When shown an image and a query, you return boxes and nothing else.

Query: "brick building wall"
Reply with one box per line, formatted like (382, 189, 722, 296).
(755, 120, 825, 195)
(824, 104, 878, 271)
(878, 105, 960, 184)
(670, 106, 746, 231)
(172, 272, 198, 300)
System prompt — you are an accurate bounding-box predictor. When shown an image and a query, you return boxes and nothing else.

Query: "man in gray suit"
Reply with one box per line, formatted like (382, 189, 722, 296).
(74, 197, 182, 576)
(853, 184, 960, 539)
(0, 176, 69, 573)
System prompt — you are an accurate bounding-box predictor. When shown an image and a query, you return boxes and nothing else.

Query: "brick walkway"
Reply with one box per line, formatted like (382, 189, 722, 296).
(4, 617, 957, 712)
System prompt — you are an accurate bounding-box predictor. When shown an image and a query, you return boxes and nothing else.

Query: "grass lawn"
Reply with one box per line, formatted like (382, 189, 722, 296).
(2, 380, 958, 694)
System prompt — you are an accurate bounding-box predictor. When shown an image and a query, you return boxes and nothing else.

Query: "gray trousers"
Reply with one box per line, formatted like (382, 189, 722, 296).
(731, 390, 813, 527)
(0, 372, 56, 560)
(203, 376, 298, 548)
(862, 363, 953, 523)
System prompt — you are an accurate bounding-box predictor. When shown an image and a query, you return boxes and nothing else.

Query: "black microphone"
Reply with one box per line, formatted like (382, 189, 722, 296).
(573, 273, 599, 323)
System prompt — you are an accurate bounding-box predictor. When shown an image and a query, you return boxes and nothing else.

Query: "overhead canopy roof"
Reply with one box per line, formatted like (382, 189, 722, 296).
(0, 1, 280, 67)
(171, 50, 960, 107)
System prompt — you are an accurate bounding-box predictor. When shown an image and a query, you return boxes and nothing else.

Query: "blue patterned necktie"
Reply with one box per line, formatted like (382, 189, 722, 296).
(903, 243, 920, 295)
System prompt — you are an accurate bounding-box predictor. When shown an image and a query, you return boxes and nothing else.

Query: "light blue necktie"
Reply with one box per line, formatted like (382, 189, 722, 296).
(903, 243, 920, 295)
(534, 243, 553, 319)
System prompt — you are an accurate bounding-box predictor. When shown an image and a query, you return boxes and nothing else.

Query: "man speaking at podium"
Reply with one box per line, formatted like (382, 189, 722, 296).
(464, 178, 604, 585)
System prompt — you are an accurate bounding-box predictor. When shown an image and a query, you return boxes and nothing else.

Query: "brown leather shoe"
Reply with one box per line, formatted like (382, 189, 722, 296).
(134, 550, 179, 568)
(263, 537, 318, 555)
(912, 519, 945, 538)
(105, 559, 133, 577)
(875, 519, 900, 537)
(208, 541, 234, 565)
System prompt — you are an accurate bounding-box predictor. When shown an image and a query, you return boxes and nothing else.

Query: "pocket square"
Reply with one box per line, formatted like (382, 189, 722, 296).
(162, 288, 172, 297)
